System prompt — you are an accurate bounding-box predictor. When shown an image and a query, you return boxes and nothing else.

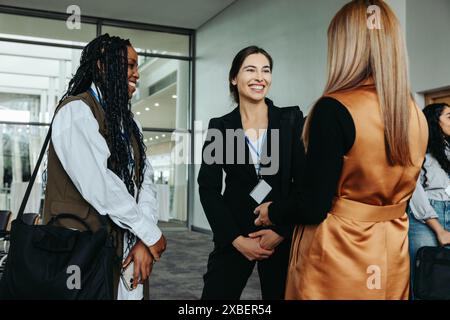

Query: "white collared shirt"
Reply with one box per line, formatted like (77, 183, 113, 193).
(409, 150, 450, 222)
(51, 84, 160, 299)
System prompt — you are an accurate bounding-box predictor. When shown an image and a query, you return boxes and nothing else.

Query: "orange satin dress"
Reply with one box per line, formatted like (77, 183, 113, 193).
(285, 85, 428, 300)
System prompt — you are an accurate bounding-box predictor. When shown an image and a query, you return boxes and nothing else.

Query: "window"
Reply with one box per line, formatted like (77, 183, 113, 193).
(143, 131, 188, 223)
(102, 25, 190, 57)
(0, 13, 96, 46)
(0, 123, 48, 214)
(132, 57, 190, 130)
(0, 8, 193, 227)
(425, 88, 450, 106)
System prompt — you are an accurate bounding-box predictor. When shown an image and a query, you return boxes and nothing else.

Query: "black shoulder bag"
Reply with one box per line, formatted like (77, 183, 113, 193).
(414, 246, 450, 300)
(0, 121, 115, 300)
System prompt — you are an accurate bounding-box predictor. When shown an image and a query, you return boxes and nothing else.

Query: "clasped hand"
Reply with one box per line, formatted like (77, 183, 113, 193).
(122, 234, 167, 289)
(254, 201, 273, 227)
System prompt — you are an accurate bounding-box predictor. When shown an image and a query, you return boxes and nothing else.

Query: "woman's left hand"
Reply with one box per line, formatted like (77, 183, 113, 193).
(248, 229, 284, 250)
(437, 229, 450, 247)
(123, 240, 154, 288)
(254, 201, 273, 227)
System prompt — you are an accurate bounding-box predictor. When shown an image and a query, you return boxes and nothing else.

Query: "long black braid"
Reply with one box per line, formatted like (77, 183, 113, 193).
(60, 34, 147, 254)
(421, 103, 450, 188)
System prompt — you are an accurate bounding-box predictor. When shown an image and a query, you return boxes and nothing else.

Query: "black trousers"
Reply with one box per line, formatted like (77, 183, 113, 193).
(201, 240, 291, 300)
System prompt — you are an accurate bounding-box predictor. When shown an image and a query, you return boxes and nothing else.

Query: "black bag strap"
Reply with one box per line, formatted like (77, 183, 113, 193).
(19, 95, 90, 221)
(17, 121, 53, 221)
(18, 95, 110, 228)
(47, 213, 93, 232)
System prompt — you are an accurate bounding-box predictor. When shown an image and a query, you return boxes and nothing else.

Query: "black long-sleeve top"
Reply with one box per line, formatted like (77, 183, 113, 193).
(268, 97, 356, 225)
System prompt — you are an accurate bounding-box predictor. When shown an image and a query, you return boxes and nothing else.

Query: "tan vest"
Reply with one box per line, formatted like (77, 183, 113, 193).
(285, 84, 428, 300)
(330, 85, 428, 220)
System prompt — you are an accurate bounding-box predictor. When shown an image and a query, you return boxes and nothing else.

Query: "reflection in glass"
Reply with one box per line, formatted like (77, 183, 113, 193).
(0, 93, 39, 122)
(0, 41, 82, 122)
(0, 124, 47, 215)
(143, 131, 187, 225)
(131, 57, 190, 130)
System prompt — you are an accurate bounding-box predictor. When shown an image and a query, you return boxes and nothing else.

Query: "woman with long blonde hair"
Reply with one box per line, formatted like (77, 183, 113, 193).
(254, 0, 428, 299)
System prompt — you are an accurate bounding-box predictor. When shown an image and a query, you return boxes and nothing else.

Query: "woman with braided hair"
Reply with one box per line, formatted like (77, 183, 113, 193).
(43, 34, 166, 300)
(408, 102, 450, 299)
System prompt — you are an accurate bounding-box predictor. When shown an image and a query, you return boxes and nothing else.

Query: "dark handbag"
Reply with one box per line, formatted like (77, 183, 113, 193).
(0, 122, 115, 300)
(414, 246, 450, 300)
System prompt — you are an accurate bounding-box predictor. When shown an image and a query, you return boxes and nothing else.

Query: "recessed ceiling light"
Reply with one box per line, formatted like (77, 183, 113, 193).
(145, 107, 150, 111)
(162, 134, 166, 138)
(172, 95, 177, 99)
(18, 128, 22, 132)
(154, 103, 159, 107)
(144, 139, 148, 142)
(150, 137, 153, 141)
(155, 136, 159, 140)
(136, 111, 141, 115)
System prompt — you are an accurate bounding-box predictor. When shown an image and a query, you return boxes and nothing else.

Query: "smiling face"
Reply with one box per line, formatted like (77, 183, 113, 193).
(127, 46, 139, 99)
(439, 106, 450, 137)
(231, 53, 272, 104)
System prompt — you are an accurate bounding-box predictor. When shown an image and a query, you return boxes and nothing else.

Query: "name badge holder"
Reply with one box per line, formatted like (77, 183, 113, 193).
(246, 131, 272, 204)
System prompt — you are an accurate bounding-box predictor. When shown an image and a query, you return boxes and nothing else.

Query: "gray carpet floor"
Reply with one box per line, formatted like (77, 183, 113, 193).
(148, 229, 262, 300)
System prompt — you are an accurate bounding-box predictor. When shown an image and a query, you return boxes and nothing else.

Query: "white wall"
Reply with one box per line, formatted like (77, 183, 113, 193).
(387, 0, 406, 30)
(407, 0, 450, 93)
(192, 0, 442, 231)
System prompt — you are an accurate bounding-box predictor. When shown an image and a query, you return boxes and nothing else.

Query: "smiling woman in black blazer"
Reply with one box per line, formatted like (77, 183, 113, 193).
(198, 46, 305, 300)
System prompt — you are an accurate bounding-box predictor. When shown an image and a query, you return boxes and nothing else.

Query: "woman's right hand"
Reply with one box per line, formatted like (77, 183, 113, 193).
(426, 218, 450, 247)
(437, 229, 450, 247)
(232, 236, 274, 261)
(148, 234, 167, 261)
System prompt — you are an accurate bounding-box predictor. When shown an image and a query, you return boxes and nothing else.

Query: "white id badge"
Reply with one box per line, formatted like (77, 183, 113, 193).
(445, 185, 450, 197)
(250, 180, 272, 204)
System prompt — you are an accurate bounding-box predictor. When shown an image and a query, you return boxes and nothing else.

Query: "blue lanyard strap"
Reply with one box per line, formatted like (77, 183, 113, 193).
(88, 87, 106, 110)
(245, 130, 267, 179)
(89, 87, 135, 173)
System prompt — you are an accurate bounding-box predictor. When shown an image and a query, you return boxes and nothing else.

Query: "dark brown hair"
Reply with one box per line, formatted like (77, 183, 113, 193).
(228, 46, 273, 104)
(422, 103, 450, 187)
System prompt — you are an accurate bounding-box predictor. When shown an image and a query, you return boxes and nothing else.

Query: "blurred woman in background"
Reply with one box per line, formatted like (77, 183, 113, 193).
(408, 102, 450, 299)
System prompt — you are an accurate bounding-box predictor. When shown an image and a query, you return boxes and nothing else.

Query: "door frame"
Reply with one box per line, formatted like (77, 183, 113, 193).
(425, 88, 450, 105)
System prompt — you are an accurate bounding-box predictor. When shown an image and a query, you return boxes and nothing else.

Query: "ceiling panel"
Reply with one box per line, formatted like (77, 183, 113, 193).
(0, 0, 237, 29)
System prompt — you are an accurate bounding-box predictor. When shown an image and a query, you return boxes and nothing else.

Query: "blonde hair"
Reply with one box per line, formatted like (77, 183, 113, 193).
(303, 0, 413, 166)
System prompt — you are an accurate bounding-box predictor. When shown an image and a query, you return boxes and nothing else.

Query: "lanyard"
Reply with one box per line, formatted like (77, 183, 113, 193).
(88, 87, 135, 174)
(89, 87, 129, 140)
(88, 87, 105, 110)
(245, 130, 267, 180)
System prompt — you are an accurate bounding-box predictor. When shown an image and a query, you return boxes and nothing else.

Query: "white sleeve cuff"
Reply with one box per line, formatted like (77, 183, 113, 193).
(410, 205, 439, 223)
(133, 214, 162, 247)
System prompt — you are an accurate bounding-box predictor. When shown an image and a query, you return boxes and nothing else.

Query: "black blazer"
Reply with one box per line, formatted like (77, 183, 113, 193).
(198, 98, 305, 248)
